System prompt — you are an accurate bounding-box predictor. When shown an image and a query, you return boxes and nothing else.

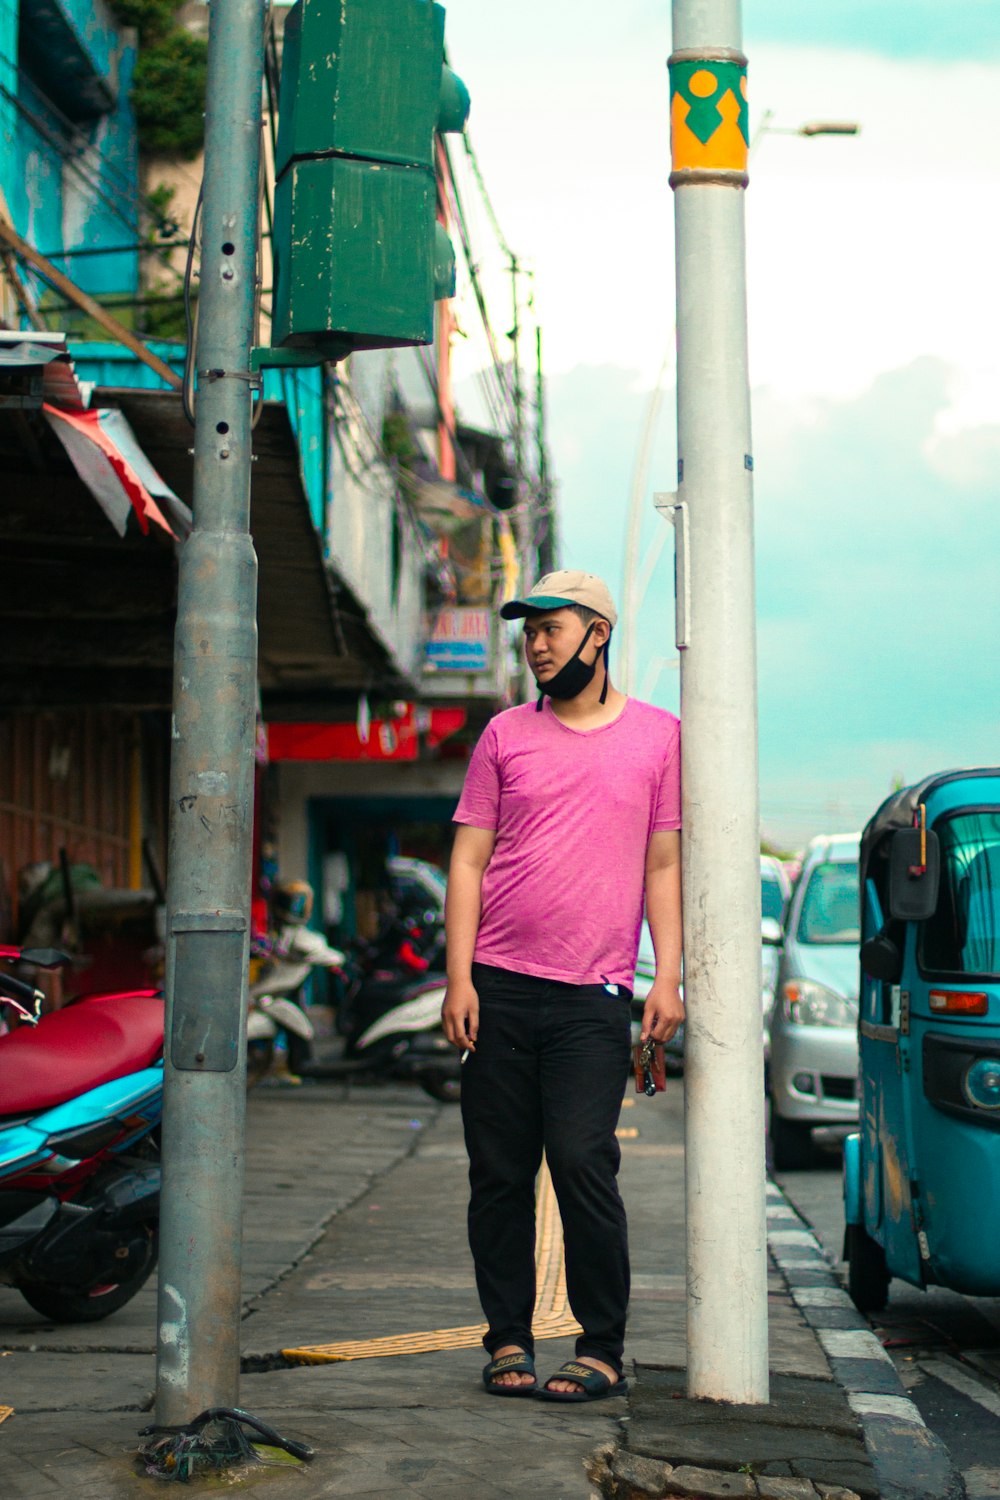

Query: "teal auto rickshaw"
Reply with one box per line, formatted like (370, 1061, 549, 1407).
(844, 769, 1000, 1312)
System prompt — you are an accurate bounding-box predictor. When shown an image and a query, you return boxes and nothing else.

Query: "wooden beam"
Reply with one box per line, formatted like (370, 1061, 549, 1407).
(0, 474, 171, 548)
(0, 216, 183, 392)
(0, 556, 175, 619)
(0, 617, 174, 669)
(0, 667, 175, 710)
(0, 245, 45, 329)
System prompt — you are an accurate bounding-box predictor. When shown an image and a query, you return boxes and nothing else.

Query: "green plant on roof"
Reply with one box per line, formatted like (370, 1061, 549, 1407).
(107, 0, 209, 157)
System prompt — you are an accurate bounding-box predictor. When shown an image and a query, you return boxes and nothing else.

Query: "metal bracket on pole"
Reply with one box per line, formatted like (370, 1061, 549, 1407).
(169, 911, 249, 1072)
(655, 492, 689, 650)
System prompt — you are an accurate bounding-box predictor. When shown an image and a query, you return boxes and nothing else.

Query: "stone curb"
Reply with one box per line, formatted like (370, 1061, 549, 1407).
(764, 1180, 964, 1500)
(590, 1177, 965, 1500)
(588, 1441, 864, 1500)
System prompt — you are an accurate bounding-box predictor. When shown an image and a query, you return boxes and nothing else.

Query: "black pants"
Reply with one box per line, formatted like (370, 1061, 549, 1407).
(461, 962, 632, 1373)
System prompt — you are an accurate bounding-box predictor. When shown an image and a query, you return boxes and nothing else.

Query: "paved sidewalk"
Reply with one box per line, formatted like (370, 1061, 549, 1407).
(0, 1078, 962, 1497)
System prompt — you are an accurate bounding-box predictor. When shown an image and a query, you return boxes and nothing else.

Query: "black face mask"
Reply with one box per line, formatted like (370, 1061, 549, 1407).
(535, 622, 610, 711)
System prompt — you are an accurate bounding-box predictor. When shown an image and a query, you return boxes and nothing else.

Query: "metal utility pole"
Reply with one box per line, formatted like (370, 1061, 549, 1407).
(669, 0, 768, 1402)
(508, 254, 532, 581)
(534, 326, 556, 573)
(154, 0, 264, 1423)
(622, 115, 856, 699)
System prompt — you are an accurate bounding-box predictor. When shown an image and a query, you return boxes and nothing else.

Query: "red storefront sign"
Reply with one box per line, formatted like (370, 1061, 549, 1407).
(266, 707, 466, 763)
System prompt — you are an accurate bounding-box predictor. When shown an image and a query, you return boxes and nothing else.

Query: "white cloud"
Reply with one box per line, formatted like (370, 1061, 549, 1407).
(447, 12, 1000, 843)
(443, 15, 1000, 430)
(526, 354, 1000, 845)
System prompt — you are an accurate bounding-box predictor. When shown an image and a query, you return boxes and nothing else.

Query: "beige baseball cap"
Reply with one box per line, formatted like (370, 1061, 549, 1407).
(499, 569, 618, 627)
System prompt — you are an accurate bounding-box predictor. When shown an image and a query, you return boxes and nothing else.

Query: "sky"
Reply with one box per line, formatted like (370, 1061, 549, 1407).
(443, 0, 1000, 848)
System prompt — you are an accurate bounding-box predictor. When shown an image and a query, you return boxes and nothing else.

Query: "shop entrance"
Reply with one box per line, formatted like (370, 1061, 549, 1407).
(307, 795, 457, 944)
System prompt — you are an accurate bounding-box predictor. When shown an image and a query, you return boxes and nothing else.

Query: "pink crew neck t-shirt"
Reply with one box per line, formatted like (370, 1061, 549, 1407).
(453, 697, 681, 989)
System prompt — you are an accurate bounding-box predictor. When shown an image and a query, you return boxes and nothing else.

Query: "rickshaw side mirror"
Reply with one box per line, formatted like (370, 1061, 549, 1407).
(888, 828, 941, 921)
(861, 930, 903, 984)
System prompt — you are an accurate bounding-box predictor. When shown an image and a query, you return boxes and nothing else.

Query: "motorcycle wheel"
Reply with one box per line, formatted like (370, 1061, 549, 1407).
(17, 1232, 157, 1324)
(419, 1069, 461, 1104)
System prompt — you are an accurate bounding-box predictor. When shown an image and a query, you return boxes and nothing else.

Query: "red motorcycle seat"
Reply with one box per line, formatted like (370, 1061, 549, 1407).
(0, 992, 164, 1116)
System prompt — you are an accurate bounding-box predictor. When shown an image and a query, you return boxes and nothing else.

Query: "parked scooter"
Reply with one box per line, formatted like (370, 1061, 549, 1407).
(320, 914, 457, 1102)
(247, 879, 345, 1084)
(0, 947, 163, 1322)
(341, 974, 456, 1101)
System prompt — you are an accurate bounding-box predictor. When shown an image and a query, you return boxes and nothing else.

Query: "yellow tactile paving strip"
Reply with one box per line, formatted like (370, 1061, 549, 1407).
(283, 1157, 582, 1364)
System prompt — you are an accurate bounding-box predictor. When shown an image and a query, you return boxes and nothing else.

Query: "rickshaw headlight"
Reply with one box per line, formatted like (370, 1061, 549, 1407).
(963, 1058, 1000, 1111)
(782, 980, 855, 1028)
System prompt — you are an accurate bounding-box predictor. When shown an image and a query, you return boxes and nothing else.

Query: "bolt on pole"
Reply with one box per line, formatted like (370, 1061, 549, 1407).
(669, 0, 769, 1403)
(154, 0, 264, 1424)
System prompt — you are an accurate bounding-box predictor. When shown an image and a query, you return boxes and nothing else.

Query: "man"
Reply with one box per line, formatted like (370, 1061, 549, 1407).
(442, 569, 682, 1403)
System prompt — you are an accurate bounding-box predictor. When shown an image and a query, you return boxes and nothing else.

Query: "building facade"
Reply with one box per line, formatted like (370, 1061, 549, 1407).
(0, 0, 552, 974)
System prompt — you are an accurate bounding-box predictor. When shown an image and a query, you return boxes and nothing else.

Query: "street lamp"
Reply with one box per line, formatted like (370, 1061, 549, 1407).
(618, 110, 861, 695)
(749, 108, 860, 150)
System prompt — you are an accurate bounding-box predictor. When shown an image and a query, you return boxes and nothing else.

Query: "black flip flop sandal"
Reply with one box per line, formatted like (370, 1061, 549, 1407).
(482, 1350, 537, 1397)
(535, 1361, 629, 1403)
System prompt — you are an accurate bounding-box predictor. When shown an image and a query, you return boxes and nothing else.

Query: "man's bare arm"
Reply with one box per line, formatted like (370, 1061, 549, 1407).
(442, 823, 496, 1049)
(642, 829, 684, 1043)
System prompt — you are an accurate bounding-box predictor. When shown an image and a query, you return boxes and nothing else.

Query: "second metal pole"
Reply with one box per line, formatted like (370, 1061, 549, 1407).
(154, 0, 264, 1424)
(670, 0, 769, 1403)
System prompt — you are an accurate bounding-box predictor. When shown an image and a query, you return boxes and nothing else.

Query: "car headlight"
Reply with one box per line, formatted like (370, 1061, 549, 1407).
(963, 1058, 1000, 1111)
(781, 979, 855, 1028)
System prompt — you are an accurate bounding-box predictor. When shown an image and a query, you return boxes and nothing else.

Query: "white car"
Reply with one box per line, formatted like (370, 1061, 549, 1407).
(761, 855, 792, 1059)
(767, 833, 861, 1170)
(633, 857, 790, 1069)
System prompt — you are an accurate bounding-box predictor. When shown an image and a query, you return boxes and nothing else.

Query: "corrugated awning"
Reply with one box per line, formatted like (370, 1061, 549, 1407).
(42, 403, 192, 540)
(0, 332, 89, 411)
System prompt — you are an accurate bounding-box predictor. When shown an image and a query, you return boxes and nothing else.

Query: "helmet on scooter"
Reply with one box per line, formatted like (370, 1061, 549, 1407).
(271, 878, 314, 927)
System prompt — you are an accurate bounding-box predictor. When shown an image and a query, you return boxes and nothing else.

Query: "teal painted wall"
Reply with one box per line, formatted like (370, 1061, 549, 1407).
(1, 0, 139, 309)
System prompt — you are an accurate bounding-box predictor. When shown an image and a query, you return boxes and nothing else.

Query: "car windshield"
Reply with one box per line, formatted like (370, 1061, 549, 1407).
(921, 811, 1000, 976)
(796, 861, 860, 945)
(761, 875, 785, 924)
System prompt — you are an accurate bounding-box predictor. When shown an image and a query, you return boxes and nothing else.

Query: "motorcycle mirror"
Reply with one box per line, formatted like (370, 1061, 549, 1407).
(888, 828, 940, 921)
(861, 930, 903, 984)
(19, 947, 72, 969)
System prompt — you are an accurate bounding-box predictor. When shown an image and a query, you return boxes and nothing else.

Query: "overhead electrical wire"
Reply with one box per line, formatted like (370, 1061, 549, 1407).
(413, 343, 494, 496)
(441, 137, 516, 426)
(460, 130, 514, 262)
(254, 16, 538, 571)
(442, 133, 550, 527)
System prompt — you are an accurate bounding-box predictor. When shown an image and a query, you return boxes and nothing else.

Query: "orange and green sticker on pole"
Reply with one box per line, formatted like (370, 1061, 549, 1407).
(670, 55, 749, 184)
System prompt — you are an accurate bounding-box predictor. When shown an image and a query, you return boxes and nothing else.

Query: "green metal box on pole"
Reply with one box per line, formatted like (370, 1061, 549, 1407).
(272, 0, 469, 356)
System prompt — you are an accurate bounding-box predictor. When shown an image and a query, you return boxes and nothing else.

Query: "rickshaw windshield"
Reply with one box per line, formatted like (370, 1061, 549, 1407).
(796, 861, 860, 945)
(921, 811, 1000, 977)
